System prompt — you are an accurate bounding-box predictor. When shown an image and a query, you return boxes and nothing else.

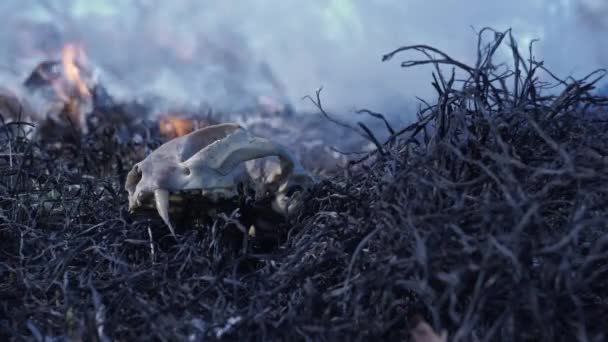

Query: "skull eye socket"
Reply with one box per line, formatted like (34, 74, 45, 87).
(183, 167, 191, 176)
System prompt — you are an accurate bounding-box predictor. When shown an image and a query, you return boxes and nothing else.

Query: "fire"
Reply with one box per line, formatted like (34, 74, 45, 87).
(47, 42, 93, 131)
(159, 117, 197, 138)
(61, 43, 91, 99)
(158, 115, 214, 139)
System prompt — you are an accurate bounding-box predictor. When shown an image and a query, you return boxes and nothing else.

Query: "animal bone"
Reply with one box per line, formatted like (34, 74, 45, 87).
(125, 123, 316, 236)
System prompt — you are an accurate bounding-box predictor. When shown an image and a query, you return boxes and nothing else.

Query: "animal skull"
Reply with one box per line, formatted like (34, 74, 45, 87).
(125, 123, 316, 236)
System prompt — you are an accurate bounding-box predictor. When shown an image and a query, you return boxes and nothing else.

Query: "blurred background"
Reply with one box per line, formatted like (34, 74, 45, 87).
(0, 0, 607, 121)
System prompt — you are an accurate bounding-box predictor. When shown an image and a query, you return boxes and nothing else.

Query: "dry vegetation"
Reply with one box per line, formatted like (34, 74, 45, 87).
(1, 28, 607, 341)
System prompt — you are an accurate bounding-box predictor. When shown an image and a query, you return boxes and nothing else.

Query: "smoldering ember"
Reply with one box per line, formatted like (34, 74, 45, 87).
(1, 20, 608, 342)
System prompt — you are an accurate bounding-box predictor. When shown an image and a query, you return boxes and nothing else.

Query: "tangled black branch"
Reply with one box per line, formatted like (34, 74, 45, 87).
(1, 27, 607, 341)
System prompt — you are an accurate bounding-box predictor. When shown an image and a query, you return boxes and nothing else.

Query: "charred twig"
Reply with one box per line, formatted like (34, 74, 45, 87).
(302, 87, 364, 138)
(356, 109, 395, 135)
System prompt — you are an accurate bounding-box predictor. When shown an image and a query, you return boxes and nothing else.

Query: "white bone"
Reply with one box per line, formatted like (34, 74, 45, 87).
(154, 189, 175, 237)
(125, 123, 316, 234)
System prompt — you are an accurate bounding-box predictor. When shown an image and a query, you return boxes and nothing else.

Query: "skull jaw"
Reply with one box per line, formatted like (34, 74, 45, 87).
(126, 167, 317, 236)
(128, 186, 245, 212)
(126, 166, 250, 212)
(125, 164, 254, 236)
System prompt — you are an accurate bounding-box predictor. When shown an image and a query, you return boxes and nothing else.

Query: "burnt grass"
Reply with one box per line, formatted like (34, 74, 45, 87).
(1, 28, 608, 341)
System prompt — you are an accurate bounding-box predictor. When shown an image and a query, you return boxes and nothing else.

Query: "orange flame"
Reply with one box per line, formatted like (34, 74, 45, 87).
(43, 42, 93, 131)
(61, 43, 91, 98)
(159, 118, 196, 138)
(158, 116, 213, 139)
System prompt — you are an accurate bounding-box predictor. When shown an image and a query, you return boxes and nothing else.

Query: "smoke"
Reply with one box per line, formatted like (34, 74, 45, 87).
(0, 0, 607, 120)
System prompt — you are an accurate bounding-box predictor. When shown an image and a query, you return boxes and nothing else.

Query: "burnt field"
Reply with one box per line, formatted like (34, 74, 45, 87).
(1, 28, 608, 341)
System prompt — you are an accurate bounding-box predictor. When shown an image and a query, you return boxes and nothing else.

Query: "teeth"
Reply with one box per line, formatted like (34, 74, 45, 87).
(155, 189, 176, 238)
(169, 194, 183, 202)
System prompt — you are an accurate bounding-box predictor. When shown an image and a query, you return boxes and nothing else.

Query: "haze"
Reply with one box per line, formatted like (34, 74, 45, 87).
(0, 0, 606, 121)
